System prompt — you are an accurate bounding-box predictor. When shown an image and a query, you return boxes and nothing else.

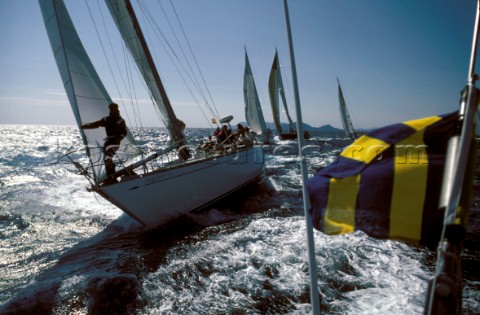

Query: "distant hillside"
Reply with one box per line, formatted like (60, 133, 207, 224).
(239, 121, 343, 133)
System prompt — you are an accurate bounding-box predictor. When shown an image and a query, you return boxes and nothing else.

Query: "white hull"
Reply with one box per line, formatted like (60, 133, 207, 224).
(96, 147, 265, 228)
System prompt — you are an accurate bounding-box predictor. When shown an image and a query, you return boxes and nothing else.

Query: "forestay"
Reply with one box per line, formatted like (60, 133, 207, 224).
(39, 0, 140, 182)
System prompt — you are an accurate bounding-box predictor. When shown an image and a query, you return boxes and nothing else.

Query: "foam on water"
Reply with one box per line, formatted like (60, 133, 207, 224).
(138, 216, 433, 314)
(0, 126, 479, 314)
(0, 126, 124, 305)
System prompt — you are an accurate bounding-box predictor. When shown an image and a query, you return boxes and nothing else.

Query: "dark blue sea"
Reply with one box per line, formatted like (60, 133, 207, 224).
(0, 125, 478, 314)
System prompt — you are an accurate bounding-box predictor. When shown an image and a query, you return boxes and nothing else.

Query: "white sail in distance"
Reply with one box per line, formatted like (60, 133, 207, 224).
(243, 49, 268, 142)
(268, 50, 295, 135)
(39, 0, 141, 182)
(337, 78, 357, 139)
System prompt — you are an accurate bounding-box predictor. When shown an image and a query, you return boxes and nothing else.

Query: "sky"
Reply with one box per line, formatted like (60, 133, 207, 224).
(0, 0, 477, 129)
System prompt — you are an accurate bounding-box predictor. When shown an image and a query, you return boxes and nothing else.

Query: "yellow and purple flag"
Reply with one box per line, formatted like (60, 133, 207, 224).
(307, 112, 463, 246)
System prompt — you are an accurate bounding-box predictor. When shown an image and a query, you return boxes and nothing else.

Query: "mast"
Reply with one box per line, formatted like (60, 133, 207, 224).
(424, 1, 480, 314)
(282, 1, 321, 314)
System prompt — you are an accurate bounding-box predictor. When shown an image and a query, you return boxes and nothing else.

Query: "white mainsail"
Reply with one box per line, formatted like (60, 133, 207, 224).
(243, 49, 270, 143)
(337, 78, 357, 139)
(39, 0, 140, 182)
(105, 0, 186, 147)
(268, 50, 295, 137)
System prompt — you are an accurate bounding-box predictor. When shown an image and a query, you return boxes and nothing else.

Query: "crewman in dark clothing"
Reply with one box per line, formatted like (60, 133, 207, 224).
(81, 103, 127, 182)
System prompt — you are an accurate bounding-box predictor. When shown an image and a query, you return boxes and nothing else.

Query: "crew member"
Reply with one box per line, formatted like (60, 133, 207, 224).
(81, 103, 127, 183)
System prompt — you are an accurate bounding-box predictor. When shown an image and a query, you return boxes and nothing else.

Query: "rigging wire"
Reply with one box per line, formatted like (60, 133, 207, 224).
(137, 4, 211, 127)
(95, 0, 172, 130)
(136, 0, 213, 128)
(84, 0, 141, 129)
(86, 0, 222, 130)
(117, 27, 169, 130)
(122, 43, 153, 129)
(156, 0, 210, 109)
(136, 0, 218, 127)
(96, 0, 145, 130)
(167, 0, 221, 121)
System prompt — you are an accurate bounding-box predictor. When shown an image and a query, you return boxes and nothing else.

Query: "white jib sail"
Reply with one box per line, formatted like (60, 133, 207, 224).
(243, 50, 268, 140)
(39, 0, 141, 182)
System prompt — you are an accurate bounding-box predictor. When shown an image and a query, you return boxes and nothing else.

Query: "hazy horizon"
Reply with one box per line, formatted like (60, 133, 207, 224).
(1, 1, 476, 130)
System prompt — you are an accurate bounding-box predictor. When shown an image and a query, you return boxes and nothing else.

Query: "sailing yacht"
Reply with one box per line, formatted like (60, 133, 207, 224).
(243, 49, 274, 144)
(268, 51, 310, 140)
(337, 78, 358, 140)
(268, 50, 300, 140)
(39, 0, 265, 229)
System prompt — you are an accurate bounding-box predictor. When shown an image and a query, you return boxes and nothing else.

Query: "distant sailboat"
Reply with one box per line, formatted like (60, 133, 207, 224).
(268, 51, 309, 140)
(337, 78, 357, 140)
(39, 0, 265, 229)
(269, 50, 295, 140)
(243, 48, 273, 144)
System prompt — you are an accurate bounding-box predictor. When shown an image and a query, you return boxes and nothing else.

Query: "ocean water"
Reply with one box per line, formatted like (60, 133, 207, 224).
(0, 125, 478, 314)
